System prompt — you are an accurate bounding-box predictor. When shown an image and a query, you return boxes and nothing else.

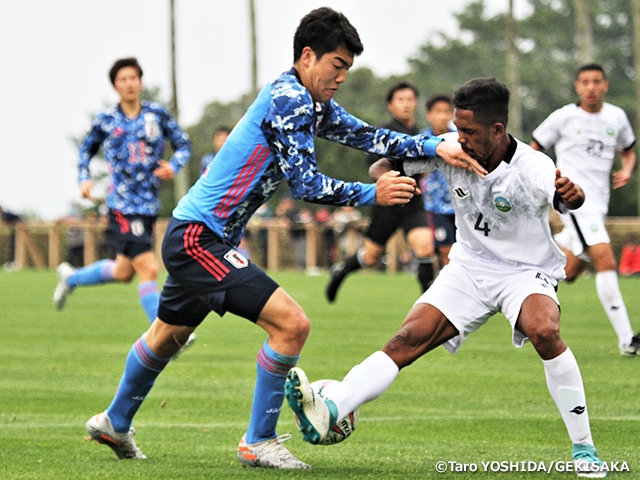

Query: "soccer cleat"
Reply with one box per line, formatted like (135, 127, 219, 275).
(237, 433, 310, 469)
(619, 333, 640, 356)
(325, 263, 348, 303)
(53, 262, 76, 310)
(285, 367, 336, 445)
(86, 412, 146, 460)
(573, 444, 608, 478)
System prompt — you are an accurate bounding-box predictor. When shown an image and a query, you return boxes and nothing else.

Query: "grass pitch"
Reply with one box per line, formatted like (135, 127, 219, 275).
(0, 268, 638, 479)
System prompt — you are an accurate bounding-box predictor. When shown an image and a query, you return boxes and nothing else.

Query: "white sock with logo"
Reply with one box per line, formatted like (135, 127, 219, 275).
(596, 270, 634, 346)
(543, 348, 593, 445)
(323, 351, 399, 421)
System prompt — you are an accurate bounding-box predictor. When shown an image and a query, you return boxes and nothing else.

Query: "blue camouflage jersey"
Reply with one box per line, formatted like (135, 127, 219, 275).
(174, 68, 442, 247)
(78, 101, 191, 216)
(421, 127, 455, 215)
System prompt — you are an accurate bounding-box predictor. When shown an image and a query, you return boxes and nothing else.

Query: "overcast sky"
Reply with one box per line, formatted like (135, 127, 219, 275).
(0, 0, 520, 220)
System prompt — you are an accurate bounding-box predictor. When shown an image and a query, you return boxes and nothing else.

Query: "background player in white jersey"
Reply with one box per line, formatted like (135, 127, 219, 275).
(531, 63, 639, 356)
(287, 77, 608, 477)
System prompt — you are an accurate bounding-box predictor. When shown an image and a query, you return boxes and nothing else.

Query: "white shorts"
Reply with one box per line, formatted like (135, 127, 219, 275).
(414, 261, 559, 353)
(553, 211, 610, 262)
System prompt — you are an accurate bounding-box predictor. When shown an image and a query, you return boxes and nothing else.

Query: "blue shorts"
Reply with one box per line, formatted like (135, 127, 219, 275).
(158, 217, 279, 327)
(108, 209, 156, 259)
(428, 212, 456, 248)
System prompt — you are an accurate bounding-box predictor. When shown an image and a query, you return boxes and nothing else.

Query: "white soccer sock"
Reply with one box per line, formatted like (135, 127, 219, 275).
(595, 270, 634, 346)
(324, 351, 399, 421)
(543, 348, 593, 445)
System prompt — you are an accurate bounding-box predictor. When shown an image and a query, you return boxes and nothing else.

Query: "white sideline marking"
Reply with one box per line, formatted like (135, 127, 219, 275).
(1, 414, 639, 429)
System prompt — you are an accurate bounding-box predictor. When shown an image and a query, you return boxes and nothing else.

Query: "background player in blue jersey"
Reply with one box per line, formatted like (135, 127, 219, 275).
(53, 58, 191, 327)
(84, 8, 484, 468)
(421, 94, 457, 267)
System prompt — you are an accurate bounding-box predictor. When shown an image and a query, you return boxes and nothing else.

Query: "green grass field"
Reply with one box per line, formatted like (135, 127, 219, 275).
(1, 269, 639, 479)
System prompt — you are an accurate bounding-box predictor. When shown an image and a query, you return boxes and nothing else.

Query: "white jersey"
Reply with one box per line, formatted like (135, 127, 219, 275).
(532, 102, 635, 215)
(405, 132, 567, 280)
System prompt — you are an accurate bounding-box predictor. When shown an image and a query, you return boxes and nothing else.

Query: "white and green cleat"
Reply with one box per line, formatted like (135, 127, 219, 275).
(573, 444, 608, 478)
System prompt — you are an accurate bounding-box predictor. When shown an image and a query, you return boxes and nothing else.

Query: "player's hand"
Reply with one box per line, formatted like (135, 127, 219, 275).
(435, 142, 487, 177)
(374, 170, 419, 206)
(79, 180, 99, 203)
(153, 160, 175, 180)
(555, 169, 584, 209)
(612, 168, 632, 189)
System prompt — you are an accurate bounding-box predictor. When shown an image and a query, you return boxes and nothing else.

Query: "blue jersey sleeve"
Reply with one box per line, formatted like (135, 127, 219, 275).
(78, 114, 108, 183)
(158, 106, 191, 173)
(262, 80, 375, 206)
(318, 101, 442, 158)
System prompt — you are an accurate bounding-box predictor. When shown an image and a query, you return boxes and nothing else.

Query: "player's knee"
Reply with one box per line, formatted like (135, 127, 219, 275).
(281, 308, 311, 346)
(113, 270, 135, 283)
(527, 317, 561, 347)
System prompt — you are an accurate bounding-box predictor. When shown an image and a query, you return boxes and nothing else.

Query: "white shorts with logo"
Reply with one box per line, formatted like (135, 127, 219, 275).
(553, 211, 609, 262)
(414, 261, 559, 354)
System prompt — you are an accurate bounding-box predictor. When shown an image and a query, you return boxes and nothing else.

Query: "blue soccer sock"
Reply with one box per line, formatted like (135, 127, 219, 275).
(245, 340, 299, 444)
(106, 336, 170, 433)
(137, 281, 159, 324)
(67, 259, 115, 289)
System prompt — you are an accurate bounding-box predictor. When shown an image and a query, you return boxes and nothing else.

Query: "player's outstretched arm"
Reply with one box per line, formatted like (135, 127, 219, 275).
(435, 142, 487, 177)
(80, 180, 99, 203)
(554, 169, 584, 210)
(374, 171, 418, 206)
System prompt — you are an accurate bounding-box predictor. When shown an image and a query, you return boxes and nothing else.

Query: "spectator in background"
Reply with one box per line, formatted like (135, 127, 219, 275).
(200, 126, 231, 175)
(421, 94, 456, 267)
(619, 233, 640, 276)
(0, 205, 21, 270)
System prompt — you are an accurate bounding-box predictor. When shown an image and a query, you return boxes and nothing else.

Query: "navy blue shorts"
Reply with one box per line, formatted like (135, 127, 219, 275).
(158, 217, 279, 327)
(428, 212, 456, 248)
(365, 195, 429, 246)
(108, 209, 156, 259)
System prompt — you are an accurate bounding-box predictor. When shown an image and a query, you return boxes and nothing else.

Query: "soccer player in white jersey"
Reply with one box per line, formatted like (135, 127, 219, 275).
(531, 63, 639, 356)
(287, 77, 608, 478)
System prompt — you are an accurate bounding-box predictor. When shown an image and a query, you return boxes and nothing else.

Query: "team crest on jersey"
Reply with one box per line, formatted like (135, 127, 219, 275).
(131, 219, 145, 237)
(494, 196, 512, 213)
(606, 126, 615, 137)
(453, 187, 469, 199)
(144, 113, 160, 140)
(224, 249, 249, 269)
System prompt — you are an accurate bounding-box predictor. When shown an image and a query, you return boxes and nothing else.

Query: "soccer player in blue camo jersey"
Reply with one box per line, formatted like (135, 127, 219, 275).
(287, 78, 608, 477)
(421, 94, 457, 266)
(53, 58, 191, 327)
(84, 8, 483, 469)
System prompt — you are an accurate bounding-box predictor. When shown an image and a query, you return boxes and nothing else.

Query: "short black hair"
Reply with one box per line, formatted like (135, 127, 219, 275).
(386, 81, 418, 103)
(425, 94, 452, 112)
(109, 58, 143, 86)
(577, 63, 606, 79)
(453, 78, 510, 127)
(293, 7, 363, 62)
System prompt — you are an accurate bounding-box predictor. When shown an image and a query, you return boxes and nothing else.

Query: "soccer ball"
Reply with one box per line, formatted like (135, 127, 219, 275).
(294, 379, 359, 445)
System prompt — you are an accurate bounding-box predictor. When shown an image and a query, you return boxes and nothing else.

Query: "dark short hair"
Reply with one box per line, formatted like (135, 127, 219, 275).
(386, 81, 418, 103)
(109, 58, 143, 86)
(453, 77, 510, 127)
(213, 126, 231, 138)
(293, 7, 363, 62)
(577, 63, 606, 79)
(425, 94, 452, 112)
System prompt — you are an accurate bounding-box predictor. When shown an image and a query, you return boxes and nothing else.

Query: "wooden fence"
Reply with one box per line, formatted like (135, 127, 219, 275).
(1, 218, 408, 273)
(3, 216, 640, 272)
